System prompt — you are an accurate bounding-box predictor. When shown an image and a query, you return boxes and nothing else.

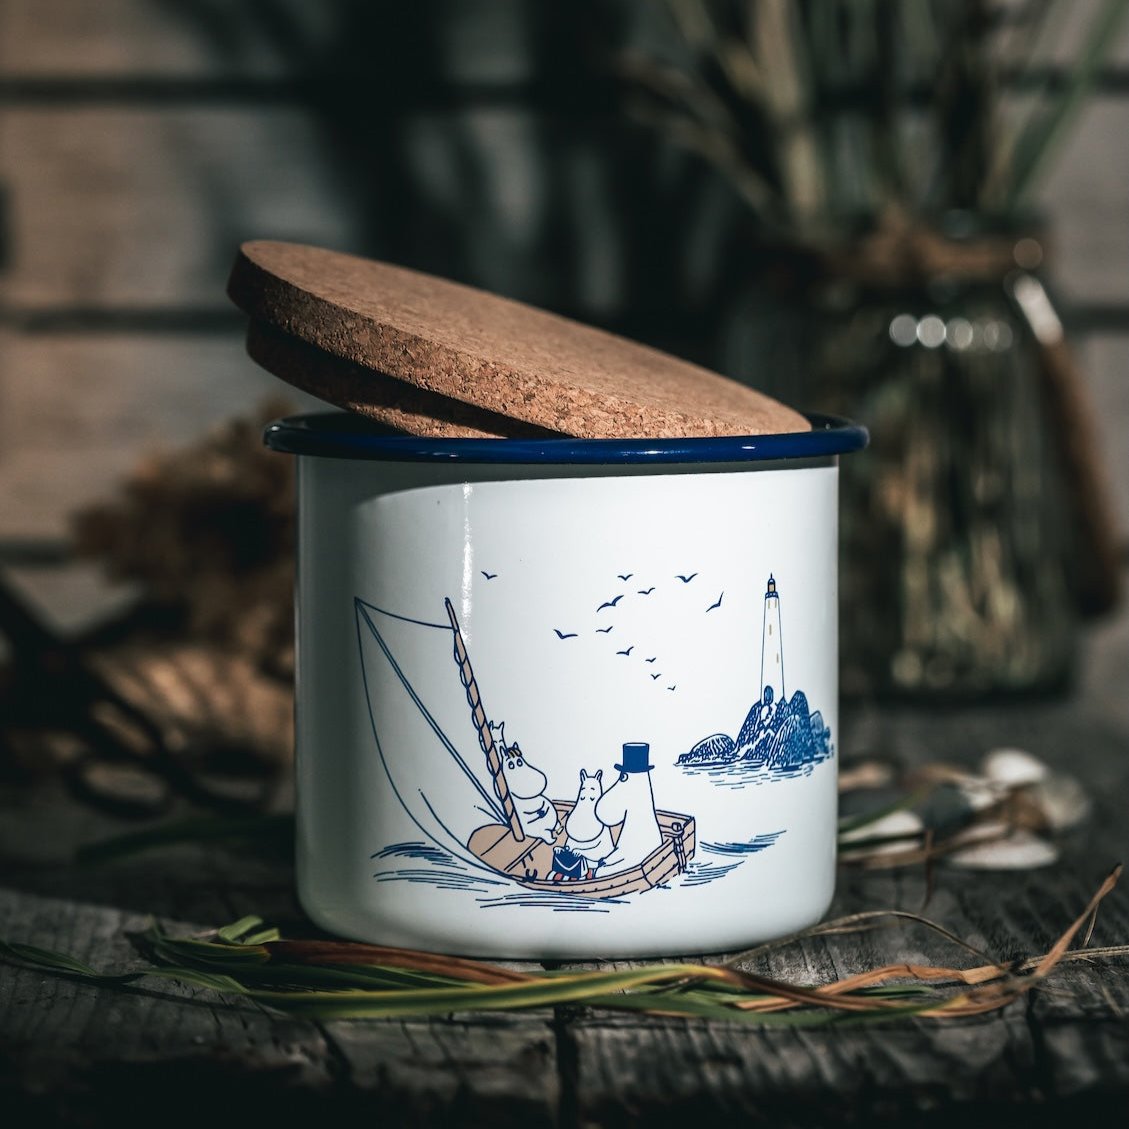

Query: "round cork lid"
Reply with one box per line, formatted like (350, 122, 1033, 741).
(228, 241, 809, 439)
(245, 321, 558, 440)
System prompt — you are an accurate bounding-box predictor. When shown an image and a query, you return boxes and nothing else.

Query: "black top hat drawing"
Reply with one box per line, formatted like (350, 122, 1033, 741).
(614, 742, 654, 774)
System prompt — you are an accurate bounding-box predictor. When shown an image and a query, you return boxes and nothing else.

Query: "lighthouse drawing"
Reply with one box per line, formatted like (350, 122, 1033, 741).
(759, 574, 784, 707)
(677, 573, 835, 777)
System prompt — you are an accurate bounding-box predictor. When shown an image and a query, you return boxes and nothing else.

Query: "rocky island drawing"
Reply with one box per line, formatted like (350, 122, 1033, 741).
(676, 575, 834, 782)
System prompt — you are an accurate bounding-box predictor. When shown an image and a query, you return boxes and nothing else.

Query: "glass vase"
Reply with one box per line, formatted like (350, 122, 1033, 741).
(727, 269, 1078, 700)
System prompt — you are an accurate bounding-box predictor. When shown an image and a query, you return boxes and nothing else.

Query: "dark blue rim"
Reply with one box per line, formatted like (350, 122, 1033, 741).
(263, 411, 867, 465)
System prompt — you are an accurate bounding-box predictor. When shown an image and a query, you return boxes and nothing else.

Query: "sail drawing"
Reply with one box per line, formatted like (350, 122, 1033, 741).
(355, 596, 696, 899)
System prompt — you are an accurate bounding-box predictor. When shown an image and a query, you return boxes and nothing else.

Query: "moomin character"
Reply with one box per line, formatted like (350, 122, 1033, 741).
(496, 738, 559, 843)
(550, 769, 615, 881)
(595, 742, 663, 874)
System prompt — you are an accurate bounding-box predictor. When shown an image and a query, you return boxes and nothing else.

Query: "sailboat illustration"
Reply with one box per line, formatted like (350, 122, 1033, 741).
(356, 596, 696, 899)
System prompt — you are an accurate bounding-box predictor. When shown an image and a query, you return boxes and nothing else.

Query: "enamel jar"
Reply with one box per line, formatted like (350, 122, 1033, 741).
(265, 412, 867, 958)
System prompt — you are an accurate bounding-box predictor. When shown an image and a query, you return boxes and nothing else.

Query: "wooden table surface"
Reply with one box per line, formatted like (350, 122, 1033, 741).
(2, 574, 1128, 1127)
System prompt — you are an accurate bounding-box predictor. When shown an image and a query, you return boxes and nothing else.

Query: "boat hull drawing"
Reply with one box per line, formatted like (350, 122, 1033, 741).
(468, 800, 697, 896)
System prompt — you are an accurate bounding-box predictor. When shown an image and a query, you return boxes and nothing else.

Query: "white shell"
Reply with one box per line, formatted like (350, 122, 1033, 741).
(1029, 773, 1092, 831)
(950, 818, 1010, 844)
(958, 776, 1003, 812)
(946, 829, 1059, 870)
(840, 809, 924, 842)
(840, 810, 924, 856)
(981, 747, 1049, 789)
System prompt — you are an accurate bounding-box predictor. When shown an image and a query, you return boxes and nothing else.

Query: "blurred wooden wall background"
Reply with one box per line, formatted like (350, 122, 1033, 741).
(0, 0, 1126, 553)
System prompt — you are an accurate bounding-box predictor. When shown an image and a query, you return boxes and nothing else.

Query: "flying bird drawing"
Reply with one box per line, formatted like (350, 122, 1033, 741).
(553, 629, 578, 640)
(617, 573, 633, 581)
(667, 685, 677, 691)
(676, 573, 698, 583)
(481, 571, 498, 580)
(596, 625, 614, 634)
(637, 587, 656, 596)
(596, 594, 625, 612)
(651, 673, 661, 680)
(616, 646, 635, 657)
(706, 592, 724, 612)
(645, 656, 657, 663)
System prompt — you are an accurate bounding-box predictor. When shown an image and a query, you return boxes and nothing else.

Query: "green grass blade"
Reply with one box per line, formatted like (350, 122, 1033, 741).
(0, 940, 107, 979)
(238, 962, 472, 992)
(216, 916, 267, 943)
(142, 934, 272, 970)
(243, 928, 282, 946)
(231, 967, 698, 1020)
(837, 785, 930, 835)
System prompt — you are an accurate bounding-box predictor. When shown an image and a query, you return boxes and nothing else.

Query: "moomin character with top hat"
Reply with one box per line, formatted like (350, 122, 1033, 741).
(594, 742, 663, 874)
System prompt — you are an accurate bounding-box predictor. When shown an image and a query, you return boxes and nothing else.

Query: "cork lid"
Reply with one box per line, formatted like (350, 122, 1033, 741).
(228, 240, 809, 439)
(246, 321, 554, 440)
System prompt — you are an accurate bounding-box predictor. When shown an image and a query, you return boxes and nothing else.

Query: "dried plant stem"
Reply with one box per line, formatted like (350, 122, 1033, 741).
(725, 907, 1007, 972)
(750, 0, 824, 223)
(624, 97, 779, 219)
(1, 869, 1122, 1024)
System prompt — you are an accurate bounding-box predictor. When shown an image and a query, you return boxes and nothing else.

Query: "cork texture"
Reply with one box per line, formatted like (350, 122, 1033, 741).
(228, 241, 809, 439)
(245, 321, 558, 439)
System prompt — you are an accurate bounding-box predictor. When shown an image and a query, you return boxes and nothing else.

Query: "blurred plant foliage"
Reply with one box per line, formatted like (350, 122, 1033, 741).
(623, 0, 1128, 240)
(623, 1, 1129, 698)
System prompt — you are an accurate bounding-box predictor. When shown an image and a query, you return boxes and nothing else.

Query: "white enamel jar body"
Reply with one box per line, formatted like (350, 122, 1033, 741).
(294, 452, 840, 958)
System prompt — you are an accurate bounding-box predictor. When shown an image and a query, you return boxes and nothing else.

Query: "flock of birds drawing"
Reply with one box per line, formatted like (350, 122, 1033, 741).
(479, 567, 725, 694)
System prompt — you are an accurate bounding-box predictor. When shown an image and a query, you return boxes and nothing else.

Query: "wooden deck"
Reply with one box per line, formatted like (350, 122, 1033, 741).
(2, 566, 1127, 1126)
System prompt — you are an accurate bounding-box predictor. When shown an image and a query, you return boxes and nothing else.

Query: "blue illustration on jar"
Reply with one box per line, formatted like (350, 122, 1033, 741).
(676, 575, 835, 788)
(354, 570, 828, 908)
(356, 596, 696, 902)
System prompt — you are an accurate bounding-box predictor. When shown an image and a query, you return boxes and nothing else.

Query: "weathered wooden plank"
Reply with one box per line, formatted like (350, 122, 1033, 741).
(0, 889, 337, 1110)
(0, 0, 334, 78)
(563, 884, 1128, 1120)
(558, 609, 1129, 1122)
(5, 825, 1125, 1125)
(0, 331, 320, 539)
(319, 1014, 559, 1124)
(1, 715, 1126, 1121)
(3, 0, 1126, 84)
(0, 108, 361, 309)
(557, 858, 1129, 1120)
(564, 1011, 1041, 1126)
(1031, 975, 1129, 1100)
(0, 776, 560, 1122)
(0, 887, 561, 1126)
(0, 778, 300, 925)
(1, 597, 1126, 1121)
(31, 92, 1116, 337)
(1, 6, 1125, 311)
(0, 331, 292, 446)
